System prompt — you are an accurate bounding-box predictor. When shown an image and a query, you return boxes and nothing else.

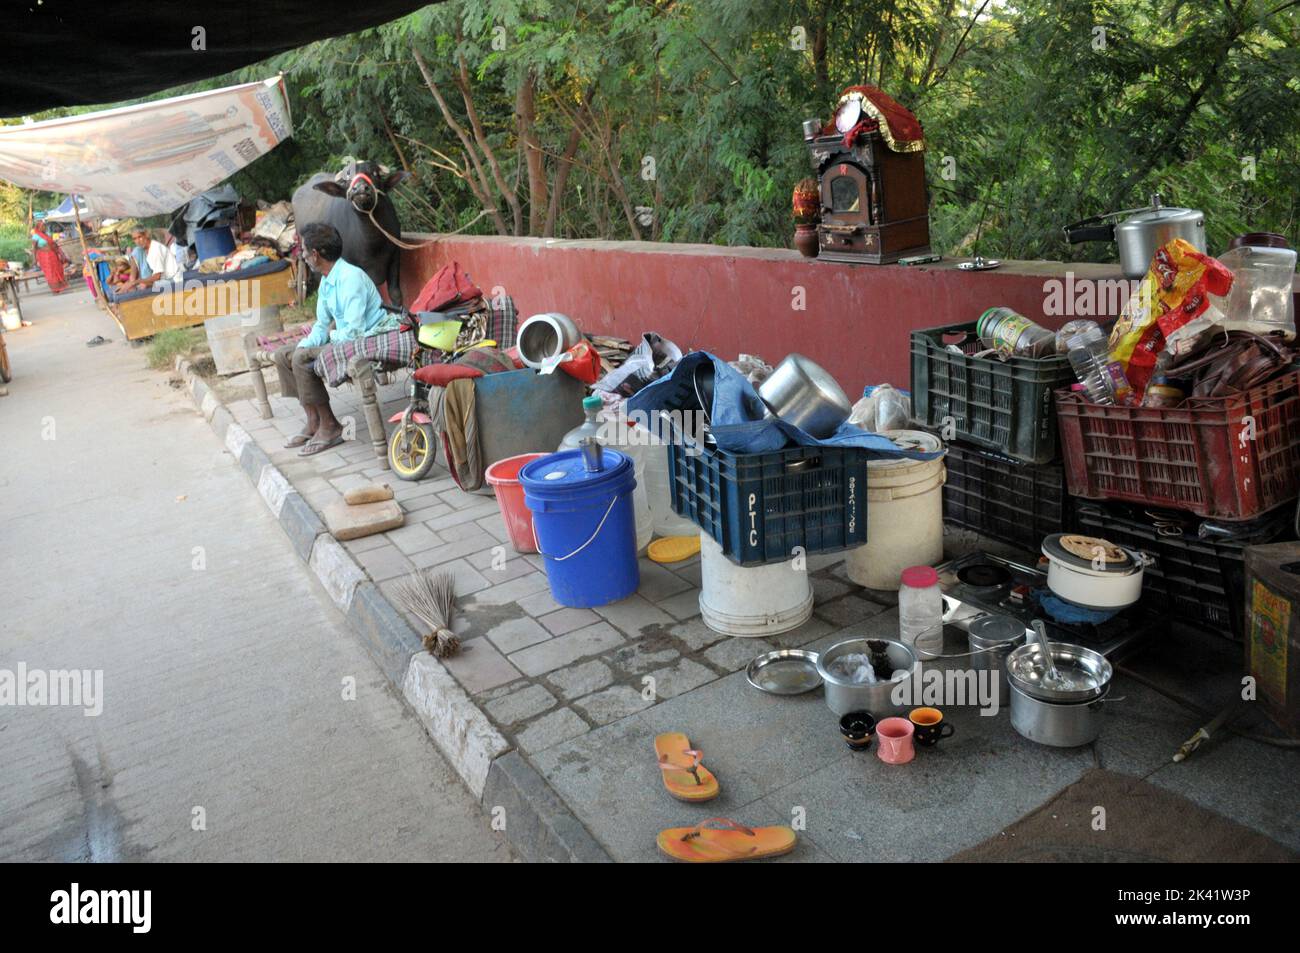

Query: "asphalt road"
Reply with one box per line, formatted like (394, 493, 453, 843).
(0, 286, 512, 862)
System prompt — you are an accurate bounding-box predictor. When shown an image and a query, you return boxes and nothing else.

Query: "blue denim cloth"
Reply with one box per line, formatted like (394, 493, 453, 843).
(626, 352, 942, 459)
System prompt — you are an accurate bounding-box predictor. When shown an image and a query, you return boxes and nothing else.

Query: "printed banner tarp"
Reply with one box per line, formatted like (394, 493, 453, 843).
(0, 77, 292, 218)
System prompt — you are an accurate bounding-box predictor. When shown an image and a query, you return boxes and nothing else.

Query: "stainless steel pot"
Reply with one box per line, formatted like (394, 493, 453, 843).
(1009, 682, 1109, 747)
(1006, 640, 1112, 704)
(1064, 193, 1206, 280)
(517, 312, 582, 370)
(967, 614, 1027, 700)
(816, 638, 917, 717)
(758, 354, 852, 438)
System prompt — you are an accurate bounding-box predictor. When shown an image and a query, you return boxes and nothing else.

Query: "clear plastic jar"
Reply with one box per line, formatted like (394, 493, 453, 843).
(899, 565, 943, 657)
(559, 395, 604, 450)
(1066, 323, 1133, 405)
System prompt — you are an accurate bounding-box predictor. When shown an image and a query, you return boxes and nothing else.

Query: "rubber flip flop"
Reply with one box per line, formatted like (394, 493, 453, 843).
(283, 433, 311, 449)
(648, 535, 702, 564)
(657, 818, 797, 863)
(655, 732, 719, 802)
(299, 435, 344, 456)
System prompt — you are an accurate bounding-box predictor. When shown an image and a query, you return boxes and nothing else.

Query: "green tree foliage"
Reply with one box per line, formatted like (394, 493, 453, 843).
(5, 0, 1298, 262)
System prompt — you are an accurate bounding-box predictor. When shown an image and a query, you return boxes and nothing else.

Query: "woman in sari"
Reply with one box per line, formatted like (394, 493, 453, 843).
(30, 222, 70, 294)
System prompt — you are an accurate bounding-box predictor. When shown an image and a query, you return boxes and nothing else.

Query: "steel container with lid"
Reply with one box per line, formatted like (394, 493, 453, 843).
(967, 614, 1027, 700)
(1005, 640, 1112, 704)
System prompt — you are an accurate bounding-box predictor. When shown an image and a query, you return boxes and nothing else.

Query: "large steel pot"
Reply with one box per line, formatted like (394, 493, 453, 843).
(758, 354, 852, 438)
(1009, 682, 1109, 747)
(517, 312, 582, 370)
(1064, 193, 1206, 280)
(816, 638, 917, 718)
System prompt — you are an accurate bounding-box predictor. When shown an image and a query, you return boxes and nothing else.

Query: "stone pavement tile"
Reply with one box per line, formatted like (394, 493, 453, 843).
(667, 617, 727, 652)
(635, 560, 694, 602)
(431, 560, 492, 596)
(516, 707, 591, 754)
(392, 481, 444, 504)
(657, 587, 701, 621)
(485, 616, 552, 654)
(811, 576, 853, 604)
(464, 571, 551, 608)
(427, 501, 503, 532)
(572, 685, 654, 726)
(484, 684, 557, 728)
(765, 615, 836, 649)
(308, 450, 347, 471)
(509, 622, 624, 677)
(670, 560, 703, 588)
(702, 637, 774, 673)
(328, 461, 377, 478)
(814, 594, 889, 629)
(607, 638, 681, 676)
(646, 658, 717, 700)
(537, 607, 600, 636)
(517, 586, 562, 618)
(475, 515, 511, 543)
(403, 501, 453, 524)
(385, 521, 441, 555)
(441, 638, 521, 695)
(410, 527, 500, 568)
(468, 548, 536, 584)
(593, 594, 674, 638)
(353, 544, 415, 582)
(478, 679, 529, 702)
(544, 660, 615, 701)
(343, 534, 392, 555)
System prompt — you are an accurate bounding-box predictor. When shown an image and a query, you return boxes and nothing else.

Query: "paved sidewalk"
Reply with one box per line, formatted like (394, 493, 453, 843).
(230, 349, 1299, 862)
(0, 289, 512, 862)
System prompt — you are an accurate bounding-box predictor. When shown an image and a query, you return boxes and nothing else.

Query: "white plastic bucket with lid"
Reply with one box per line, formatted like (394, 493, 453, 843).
(698, 532, 813, 637)
(599, 411, 653, 552)
(845, 430, 946, 590)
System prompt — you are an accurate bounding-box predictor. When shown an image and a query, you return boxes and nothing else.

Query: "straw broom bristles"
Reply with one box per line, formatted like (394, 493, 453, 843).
(394, 569, 461, 658)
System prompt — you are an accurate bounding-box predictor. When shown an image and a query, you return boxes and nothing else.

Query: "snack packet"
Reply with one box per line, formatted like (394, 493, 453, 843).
(1107, 238, 1234, 397)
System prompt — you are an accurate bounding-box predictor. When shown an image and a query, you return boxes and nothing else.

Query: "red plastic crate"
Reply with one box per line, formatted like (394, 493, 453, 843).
(1055, 371, 1300, 520)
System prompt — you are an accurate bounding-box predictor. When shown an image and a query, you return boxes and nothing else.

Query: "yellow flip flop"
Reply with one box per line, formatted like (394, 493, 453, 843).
(657, 818, 797, 863)
(648, 535, 701, 564)
(655, 732, 719, 802)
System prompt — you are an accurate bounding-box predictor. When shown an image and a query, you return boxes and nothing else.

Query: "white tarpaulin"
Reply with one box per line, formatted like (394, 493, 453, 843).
(0, 77, 292, 218)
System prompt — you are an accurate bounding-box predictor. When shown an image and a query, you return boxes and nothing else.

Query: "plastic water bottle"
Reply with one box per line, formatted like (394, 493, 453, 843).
(559, 395, 604, 450)
(976, 307, 1057, 358)
(1066, 323, 1132, 405)
(899, 566, 943, 657)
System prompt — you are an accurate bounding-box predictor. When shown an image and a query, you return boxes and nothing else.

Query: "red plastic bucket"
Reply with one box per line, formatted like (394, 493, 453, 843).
(485, 453, 548, 553)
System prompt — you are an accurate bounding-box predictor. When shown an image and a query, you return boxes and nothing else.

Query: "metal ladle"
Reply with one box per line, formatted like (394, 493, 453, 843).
(1031, 620, 1061, 685)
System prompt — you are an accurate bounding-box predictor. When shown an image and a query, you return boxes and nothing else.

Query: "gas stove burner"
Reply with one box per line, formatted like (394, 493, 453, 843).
(956, 563, 1012, 590)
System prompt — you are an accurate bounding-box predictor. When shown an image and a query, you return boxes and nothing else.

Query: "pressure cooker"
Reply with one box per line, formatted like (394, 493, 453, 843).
(1064, 193, 1206, 280)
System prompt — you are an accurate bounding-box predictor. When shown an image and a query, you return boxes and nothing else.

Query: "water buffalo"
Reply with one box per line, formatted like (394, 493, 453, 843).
(291, 160, 412, 306)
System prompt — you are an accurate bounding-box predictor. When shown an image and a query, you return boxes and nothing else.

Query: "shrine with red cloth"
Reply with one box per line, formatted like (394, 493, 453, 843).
(805, 86, 931, 265)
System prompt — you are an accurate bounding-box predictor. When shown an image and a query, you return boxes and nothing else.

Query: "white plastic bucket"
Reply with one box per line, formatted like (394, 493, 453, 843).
(845, 430, 946, 590)
(698, 532, 813, 637)
(601, 413, 654, 553)
(643, 430, 697, 538)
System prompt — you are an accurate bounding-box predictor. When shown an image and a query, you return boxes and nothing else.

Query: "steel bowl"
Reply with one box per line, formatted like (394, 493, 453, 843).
(758, 354, 852, 438)
(1006, 640, 1112, 704)
(517, 312, 582, 369)
(816, 638, 917, 718)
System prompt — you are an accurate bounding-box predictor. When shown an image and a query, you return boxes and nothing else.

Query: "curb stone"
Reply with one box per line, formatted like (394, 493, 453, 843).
(171, 356, 601, 858)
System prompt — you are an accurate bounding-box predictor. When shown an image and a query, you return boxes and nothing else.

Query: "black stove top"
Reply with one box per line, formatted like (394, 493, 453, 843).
(937, 551, 1156, 659)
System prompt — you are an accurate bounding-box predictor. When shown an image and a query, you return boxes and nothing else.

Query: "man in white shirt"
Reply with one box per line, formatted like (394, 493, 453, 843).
(124, 227, 183, 290)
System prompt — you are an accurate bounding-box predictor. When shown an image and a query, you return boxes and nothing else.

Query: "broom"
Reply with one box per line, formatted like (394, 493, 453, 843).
(394, 570, 461, 658)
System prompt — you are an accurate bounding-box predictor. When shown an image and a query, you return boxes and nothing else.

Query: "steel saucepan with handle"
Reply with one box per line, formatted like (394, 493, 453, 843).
(1064, 193, 1206, 280)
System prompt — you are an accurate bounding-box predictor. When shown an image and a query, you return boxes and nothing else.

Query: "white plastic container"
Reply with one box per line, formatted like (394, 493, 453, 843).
(698, 532, 813, 637)
(898, 565, 943, 658)
(845, 430, 946, 590)
(642, 426, 698, 538)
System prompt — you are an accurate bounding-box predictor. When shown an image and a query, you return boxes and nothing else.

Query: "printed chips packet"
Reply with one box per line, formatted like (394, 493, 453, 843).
(1108, 238, 1234, 398)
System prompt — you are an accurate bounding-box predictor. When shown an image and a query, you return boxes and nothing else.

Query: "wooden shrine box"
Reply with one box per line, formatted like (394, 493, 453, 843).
(806, 87, 931, 265)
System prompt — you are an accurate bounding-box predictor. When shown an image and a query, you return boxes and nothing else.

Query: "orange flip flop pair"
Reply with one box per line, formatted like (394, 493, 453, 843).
(654, 732, 796, 863)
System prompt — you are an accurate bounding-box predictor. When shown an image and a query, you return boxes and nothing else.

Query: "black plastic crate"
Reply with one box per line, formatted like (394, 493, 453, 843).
(666, 429, 867, 567)
(1073, 501, 1250, 639)
(941, 440, 1069, 553)
(911, 320, 1075, 464)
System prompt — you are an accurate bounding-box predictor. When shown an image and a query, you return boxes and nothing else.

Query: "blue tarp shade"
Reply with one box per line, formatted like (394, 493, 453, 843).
(626, 351, 943, 459)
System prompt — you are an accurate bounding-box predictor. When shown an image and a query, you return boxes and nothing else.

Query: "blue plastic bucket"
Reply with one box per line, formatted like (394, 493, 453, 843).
(194, 226, 236, 261)
(521, 448, 640, 608)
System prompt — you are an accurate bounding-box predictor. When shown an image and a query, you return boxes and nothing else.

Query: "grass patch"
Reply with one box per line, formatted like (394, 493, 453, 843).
(146, 327, 207, 370)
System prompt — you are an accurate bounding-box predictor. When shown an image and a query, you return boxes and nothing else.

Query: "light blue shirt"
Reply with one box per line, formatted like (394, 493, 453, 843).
(299, 257, 395, 348)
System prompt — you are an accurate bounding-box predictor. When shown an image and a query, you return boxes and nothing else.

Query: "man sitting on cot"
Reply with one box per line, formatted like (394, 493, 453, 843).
(122, 227, 183, 291)
(272, 222, 399, 456)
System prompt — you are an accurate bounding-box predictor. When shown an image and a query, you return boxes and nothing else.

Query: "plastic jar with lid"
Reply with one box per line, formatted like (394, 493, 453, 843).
(899, 565, 943, 657)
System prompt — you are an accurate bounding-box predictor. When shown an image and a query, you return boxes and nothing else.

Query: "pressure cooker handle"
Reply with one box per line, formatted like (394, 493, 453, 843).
(1063, 217, 1116, 244)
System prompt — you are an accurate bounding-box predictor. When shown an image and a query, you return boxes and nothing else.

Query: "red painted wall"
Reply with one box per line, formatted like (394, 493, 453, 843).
(400, 236, 1141, 397)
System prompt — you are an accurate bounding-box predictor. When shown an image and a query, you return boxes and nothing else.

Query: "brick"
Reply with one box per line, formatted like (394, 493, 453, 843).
(485, 616, 552, 654)
(646, 658, 717, 699)
(515, 708, 589, 754)
(353, 543, 415, 582)
(572, 684, 655, 725)
(440, 638, 521, 695)
(464, 571, 551, 608)
(537, 607, 600, 636)
(509, 622, 624, 677)
(484, 684, 557, 727)
(545, 660, 615, 701)
(385, 521, 441, 555)
(593, 594, 674, 638)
